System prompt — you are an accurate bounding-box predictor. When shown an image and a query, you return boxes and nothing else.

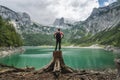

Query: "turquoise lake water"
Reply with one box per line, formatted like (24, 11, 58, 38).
(0, 47, 116, 70)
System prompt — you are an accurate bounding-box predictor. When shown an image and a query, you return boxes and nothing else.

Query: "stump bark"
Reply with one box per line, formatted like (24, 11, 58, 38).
(39, 51, 74, 74)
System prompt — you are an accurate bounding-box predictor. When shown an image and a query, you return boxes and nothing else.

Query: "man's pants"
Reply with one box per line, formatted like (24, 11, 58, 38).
(55, 39, 61, 51)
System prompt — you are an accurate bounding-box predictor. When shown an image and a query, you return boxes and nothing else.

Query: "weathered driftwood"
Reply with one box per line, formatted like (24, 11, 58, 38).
(38, 51, 74, 74)
(0, 64, 35, 74)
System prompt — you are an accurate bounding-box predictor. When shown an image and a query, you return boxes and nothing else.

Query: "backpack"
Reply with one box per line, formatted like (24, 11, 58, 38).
(56, 32, 61, 40)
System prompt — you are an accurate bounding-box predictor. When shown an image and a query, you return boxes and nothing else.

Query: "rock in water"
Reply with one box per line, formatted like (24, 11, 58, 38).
(114, 58, 120, 77)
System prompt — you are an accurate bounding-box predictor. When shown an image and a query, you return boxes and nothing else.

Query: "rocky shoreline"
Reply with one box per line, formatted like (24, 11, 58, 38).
(104, 45, 120, 54)
(0, 47, 25, 57)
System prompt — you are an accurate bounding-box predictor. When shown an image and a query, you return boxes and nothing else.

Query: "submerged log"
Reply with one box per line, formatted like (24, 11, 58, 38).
(38, 51, 74, 74)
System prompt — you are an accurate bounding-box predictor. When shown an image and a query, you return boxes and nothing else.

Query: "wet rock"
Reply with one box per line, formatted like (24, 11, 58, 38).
(114, 59, 120, 77)
(0, 47, 25, 57)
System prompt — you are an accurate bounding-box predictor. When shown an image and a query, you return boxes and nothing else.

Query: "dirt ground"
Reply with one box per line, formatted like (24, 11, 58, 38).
(0, 64, 118, 80)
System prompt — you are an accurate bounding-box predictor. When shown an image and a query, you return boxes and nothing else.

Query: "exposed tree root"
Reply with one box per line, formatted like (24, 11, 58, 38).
(37, 51, 75, 77)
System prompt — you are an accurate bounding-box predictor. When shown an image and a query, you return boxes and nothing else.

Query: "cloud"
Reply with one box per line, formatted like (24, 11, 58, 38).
(47, 0, 99, 21)
(0, 0, 99, 25)
(103, 0, 117, 6)
(108, 0, 117, 3)
(104, 2, 109, 6)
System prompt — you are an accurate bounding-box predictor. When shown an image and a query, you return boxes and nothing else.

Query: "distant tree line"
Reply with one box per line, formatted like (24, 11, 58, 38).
(0, 16, 23, 47)
(69, 23, 120, 47)
(22, 29, 71, 46)
(22, 33, 55, 46)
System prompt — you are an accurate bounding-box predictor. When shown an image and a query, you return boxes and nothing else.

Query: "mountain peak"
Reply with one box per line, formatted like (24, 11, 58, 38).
(0, 5, 32, 33)
(53, 17, 64, 26)
(53, 17, 76, 29)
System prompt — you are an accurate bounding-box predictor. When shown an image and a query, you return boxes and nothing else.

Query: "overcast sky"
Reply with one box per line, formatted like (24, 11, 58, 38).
(0, 0, 117, 25)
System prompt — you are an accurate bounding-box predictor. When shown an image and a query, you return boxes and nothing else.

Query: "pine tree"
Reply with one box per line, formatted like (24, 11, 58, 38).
(0, 16, 23, 47)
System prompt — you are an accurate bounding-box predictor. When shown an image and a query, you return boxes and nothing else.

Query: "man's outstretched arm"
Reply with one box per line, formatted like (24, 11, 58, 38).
(54, 32, 56, 38)
(62, 33, 64, 38)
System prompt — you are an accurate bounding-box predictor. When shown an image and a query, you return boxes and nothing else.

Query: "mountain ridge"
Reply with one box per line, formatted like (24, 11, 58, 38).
(71, 1, 120, 39)
(0, 1, 120, 46)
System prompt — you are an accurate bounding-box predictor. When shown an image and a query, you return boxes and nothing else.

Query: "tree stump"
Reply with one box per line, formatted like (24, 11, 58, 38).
(39, 51, 74, 74)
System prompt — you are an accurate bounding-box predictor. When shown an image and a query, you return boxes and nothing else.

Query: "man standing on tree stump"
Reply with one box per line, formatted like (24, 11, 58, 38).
(54, 28, 64, 51)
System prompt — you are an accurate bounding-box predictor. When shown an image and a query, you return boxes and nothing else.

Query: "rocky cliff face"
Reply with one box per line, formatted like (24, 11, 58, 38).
(73, 2, 120, 36)
(53, 17, 64, 26)
(0, 5, 54, 34)
(0, 5, 31, 33)
(53, 17, 74, 29)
